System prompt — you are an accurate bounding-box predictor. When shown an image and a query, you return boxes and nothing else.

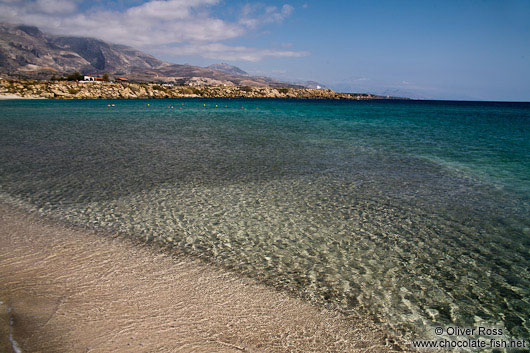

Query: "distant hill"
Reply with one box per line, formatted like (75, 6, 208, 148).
(285, 80, 327, 89)
(206, 63, 248, 76)
(0, 23, 301, 87)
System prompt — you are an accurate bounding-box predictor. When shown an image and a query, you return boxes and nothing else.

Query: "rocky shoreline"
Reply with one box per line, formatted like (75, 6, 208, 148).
(0, 79, 400, 100)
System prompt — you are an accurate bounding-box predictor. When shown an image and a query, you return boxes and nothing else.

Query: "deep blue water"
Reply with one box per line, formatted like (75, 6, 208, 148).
(1, 98, 529, 343)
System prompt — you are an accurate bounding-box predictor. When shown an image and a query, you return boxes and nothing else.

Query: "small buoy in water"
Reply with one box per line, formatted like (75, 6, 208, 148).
(111, 104, 115, 106)
(107, 104, 110, 107)
(215, 105, 218, 107)
(203, 104, 206, 107)
(147, 104, 150, 106)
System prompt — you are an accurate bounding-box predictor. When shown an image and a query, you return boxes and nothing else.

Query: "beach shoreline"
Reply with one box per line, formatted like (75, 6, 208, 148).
(0, 203, 406, 352)
(0, 93, 39, 100)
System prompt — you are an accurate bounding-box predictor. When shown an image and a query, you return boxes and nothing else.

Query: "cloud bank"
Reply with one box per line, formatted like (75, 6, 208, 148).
(239, 3, 294, 29)
(0, 0, 307, 62)
(155, 43, 309, 62)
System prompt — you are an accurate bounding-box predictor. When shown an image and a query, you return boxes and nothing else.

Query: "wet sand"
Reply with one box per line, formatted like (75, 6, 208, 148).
(0, 204, 404, 352)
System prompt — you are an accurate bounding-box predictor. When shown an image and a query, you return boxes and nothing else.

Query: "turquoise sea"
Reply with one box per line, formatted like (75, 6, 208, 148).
(1, 98, 529, 344)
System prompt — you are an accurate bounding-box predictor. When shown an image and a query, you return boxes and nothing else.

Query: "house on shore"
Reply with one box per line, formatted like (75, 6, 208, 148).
(81, 75, 104, 82)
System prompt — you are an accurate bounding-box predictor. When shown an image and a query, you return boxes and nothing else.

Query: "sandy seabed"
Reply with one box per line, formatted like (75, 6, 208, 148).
(0, 204, 406, 353)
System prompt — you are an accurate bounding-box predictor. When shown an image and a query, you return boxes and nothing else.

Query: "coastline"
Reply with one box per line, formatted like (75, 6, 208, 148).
(0, 93, 39, 100)
(0, 79, 398, 100)
(0, 204, 406, 353)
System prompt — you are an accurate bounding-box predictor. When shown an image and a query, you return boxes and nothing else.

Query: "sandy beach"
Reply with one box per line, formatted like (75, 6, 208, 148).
(0, 92, 42, 99)
(0, 93, 32, 99)
(0, 204, 403, 353)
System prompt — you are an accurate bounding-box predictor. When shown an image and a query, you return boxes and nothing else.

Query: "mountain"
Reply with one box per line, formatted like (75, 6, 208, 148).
(206, 63, 248, 76)
(281, 80, 326, 89)
(0, 23, 301, 87)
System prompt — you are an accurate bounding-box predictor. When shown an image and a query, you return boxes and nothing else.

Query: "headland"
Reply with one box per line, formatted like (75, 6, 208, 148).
(0, 79, 401, 100)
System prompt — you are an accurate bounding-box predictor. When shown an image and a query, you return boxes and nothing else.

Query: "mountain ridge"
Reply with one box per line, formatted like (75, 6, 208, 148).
(206, 63, 249, 76)
(0, 22, 301, 88)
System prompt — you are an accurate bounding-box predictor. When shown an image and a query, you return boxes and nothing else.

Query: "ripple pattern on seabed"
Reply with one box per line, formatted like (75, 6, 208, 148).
(0, 99, 529, 343)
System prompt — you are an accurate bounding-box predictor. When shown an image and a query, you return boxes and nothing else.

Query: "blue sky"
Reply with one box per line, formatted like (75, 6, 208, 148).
(1, 0, 529, 100)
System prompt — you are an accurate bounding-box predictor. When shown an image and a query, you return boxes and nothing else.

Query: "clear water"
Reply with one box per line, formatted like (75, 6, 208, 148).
(1, 99, 529, 343)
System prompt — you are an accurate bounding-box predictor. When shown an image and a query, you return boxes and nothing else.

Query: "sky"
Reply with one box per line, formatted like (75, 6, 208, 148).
(1, 0, 529, 101)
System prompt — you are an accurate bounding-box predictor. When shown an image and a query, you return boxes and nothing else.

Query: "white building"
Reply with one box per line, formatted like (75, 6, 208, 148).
(81, 76, 103, 82)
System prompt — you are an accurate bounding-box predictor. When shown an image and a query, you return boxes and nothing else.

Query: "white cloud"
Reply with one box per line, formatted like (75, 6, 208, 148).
(0, 0, 306, 62)
(155, 43, 309, 62)
(124, 0, 217, 21)
(35, 0, 79, 14)
(240, 3, 294, 29)
(0, 0, 241, 46)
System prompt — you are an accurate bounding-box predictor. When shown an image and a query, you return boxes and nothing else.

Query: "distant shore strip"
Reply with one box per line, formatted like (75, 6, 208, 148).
(0, 79, 405, 100)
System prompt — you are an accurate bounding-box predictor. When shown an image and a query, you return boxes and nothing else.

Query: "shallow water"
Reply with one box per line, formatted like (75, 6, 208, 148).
(1, 98, 529, 342)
